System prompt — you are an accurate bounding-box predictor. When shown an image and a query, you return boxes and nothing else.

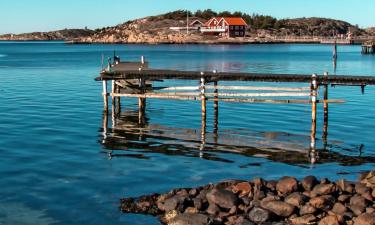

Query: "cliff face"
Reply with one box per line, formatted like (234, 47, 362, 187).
(0, 29, 94, 41)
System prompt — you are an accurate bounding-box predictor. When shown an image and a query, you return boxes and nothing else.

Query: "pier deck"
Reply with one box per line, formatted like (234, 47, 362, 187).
(96, 68, 375, 85)
(96, 57, 375, 164)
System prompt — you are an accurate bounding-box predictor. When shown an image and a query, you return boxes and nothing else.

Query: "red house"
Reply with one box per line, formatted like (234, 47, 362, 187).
(201, 17, 248, 37)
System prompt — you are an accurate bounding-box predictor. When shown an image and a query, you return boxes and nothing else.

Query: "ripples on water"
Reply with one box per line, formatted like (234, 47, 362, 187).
(0, 42, 374, 225)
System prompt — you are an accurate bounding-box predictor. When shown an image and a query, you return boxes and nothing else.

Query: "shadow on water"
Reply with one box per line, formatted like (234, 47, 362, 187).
(98, 108, 375, 167)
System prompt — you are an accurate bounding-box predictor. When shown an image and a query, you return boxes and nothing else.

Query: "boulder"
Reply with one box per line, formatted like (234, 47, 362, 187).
(355, 183, 370, 195)
(192, 198, 203, 210)
(331, 202, 347, 215)
(350, 195, 368, 211)
(309, 196, 334, 209)
(302, 176, 319, 191)
(312, 183, 336, 196)
(232, 182, 252, 197)
(285, 192, 307, 207)
(336, 179, 355, 193)
(163, 196, 186, 212)
(168, 213, 210, 225)
(235, 218, 255, 225)
(338, 194, 351, 203)
(318, 215, 340, 225)
(206, 188, 238, 209)
(354, 213, 375, 225)
(261, 200, 295, 217)
(290, 214, 316, 225)
(206, 203, 220, 215)
(248, 207, 270, 223)
(276, 177, 299, 194)
(300, 204, 317, 215)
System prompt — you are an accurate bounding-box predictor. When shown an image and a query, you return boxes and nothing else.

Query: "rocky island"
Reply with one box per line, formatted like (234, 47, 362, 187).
(0, 28, 94, 41)
(1, 10, 374, 44)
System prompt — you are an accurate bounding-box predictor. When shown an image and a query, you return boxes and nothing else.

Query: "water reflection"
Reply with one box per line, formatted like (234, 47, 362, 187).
(99, 108, 374, 167)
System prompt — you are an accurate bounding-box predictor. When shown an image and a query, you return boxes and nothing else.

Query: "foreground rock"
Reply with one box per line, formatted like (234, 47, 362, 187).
(121, 173, 375, 225)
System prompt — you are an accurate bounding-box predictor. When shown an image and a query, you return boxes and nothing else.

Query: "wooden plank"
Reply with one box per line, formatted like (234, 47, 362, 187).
(153, 92, 310, 97)
(110, 93, 344, 104)
(158, 86, 310, 91)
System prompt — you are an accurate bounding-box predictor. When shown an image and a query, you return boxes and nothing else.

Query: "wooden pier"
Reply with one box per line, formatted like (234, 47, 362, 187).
(96, 56, 375, 163)
(362, 41, 375, 54)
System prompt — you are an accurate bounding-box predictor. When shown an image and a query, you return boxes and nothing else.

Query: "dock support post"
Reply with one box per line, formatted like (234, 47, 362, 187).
(111, 80, 116, 109)
(213, 80, 219, 135)
(138, 77, 146, 112)
(200, 73, 206, 154)
(200, 112, 207, 153)
(138, 77, 146, 126)
(310, 73, 318, 164)
(102, 110, 108, 143)
(200, 73, 206, 116)
(322, 72, 329, 148)
(115, 83, 121, 115)
(102, 80, 108, 112)
(138, 56, 146, 125)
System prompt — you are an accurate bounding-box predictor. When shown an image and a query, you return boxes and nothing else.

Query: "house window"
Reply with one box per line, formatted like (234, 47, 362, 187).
(235, 26, 239, 30)
(230, 26, 234, 30)
(235, 32, 239, 36)
(240, 32, 243, 36)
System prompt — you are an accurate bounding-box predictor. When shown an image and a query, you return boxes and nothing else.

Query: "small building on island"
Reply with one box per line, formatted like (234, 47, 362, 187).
(200, 17, 248, 38)
(189, 19, 205, 30)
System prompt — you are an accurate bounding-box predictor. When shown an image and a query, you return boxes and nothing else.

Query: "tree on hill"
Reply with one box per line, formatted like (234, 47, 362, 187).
(195, 9, 217, 20)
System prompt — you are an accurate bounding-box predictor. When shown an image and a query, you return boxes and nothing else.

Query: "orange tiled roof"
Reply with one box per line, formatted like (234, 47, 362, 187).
(205, 17, 248, 26)
(223, 17, 248, 26)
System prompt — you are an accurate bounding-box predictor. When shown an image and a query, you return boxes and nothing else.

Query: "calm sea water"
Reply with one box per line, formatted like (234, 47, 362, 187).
(0, 42, 374, 225)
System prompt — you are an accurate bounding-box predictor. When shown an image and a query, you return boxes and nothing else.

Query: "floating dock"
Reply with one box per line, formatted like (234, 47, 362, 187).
(96, 56, 375, 164)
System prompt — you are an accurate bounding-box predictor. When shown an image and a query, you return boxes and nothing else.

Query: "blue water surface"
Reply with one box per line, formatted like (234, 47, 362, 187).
(0, 42, 374, 225)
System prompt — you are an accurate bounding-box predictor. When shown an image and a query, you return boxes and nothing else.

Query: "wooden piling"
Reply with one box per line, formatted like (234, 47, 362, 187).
(138, 56, 146, 117)
(102, 80, 108, 111)
(102, 110, 108, 141)
(200, 111, 206, 152)
(213, 79, 219, 134)
(115, 83, 121, 115)
(111, 80, 116, 107)
(200, 72, 207, 153)
(310, 73, 318, 163)
(200, 73, 206, 116)
(323, 72, 329, 145)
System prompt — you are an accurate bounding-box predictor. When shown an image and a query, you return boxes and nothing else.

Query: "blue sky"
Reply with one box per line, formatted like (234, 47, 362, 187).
(0, 0, 374, 34)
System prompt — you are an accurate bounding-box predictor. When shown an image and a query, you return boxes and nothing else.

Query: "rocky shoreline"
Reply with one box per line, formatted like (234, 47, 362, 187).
(66, 37, 359, 45)
(120, 172, 375, 225)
